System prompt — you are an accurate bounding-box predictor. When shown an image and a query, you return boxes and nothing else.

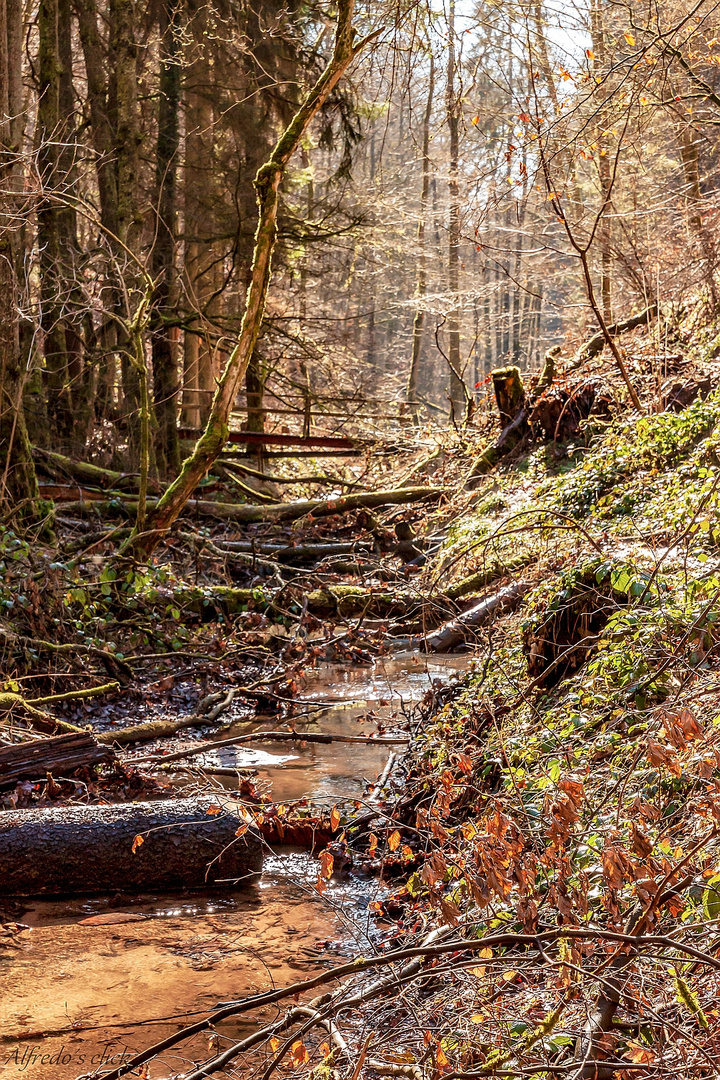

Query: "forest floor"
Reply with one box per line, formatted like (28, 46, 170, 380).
(4, 309, 720, 1079)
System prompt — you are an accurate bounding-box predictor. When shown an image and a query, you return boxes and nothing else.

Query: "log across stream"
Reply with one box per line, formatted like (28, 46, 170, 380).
(0, 654, 469, 1080)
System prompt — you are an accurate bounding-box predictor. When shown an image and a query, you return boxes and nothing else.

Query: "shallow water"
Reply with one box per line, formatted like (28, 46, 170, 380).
(0, 655, 468, 1080)
(187, 654, 471, 803)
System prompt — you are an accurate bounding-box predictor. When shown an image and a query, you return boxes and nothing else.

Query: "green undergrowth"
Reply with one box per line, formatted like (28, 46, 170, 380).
(434, 386, 720, 597)
(405, 387, 720, 939)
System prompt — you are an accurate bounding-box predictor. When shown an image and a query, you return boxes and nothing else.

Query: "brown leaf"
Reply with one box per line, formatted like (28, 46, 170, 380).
(289, 1040, 309, 1066)
(647, 740, 681, 778)
(602, 843, 628, 889)
(631, 824, 653, 857)
(457, 753, 474, 775)
(319, 849, 334, 880)
(440, 898, 462, 926)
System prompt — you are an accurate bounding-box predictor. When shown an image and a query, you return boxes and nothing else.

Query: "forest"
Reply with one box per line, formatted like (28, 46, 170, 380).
(3, 0, 720, 1076)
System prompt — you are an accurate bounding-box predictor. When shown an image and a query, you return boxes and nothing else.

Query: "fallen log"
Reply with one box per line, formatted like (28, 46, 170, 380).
(0, 795, 263, 896)
(57, 486, 446, 526)
(0, 732, 115, 786)
(192, 485, 446, 524)
(391, 581, 530, 652)
(215, 540, 374, 562)
(32, 447, 135, 491)
(305, 583, 424, 619)
(179, 429, 362, 449)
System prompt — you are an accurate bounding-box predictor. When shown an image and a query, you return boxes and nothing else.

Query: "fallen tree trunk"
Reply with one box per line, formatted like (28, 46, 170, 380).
(32, 447, 134, 491)
(191, 485, 445, 524)
(391, 582, 530, 652)
(0, 795, 263, 896)
(179, 430, 362, 449)
(58, 486, 446, 526)
(215, 540, 374, 562)
(0, 732, 115, 786)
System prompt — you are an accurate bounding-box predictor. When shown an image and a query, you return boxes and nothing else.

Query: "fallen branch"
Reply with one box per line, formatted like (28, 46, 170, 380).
(94, 924, 720, 1080)
(131, 730, 410, 767)
(96, 688, 238, 747)
(391, 582, 529, 652)
(0, 683, 119, 735)
(59, 486, 446, 527)
(572, 303, 658, 368)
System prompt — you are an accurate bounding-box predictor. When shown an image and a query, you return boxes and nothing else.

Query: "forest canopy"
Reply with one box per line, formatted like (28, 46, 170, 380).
(1, 0, 717, 507)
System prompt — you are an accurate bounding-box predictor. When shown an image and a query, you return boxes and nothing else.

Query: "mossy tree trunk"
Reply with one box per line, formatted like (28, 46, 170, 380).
(124, 0, 370, 559)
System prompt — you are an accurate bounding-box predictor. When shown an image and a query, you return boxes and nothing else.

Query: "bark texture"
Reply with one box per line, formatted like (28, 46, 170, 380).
(0, 732, 114, 785)
(0, 795, 263, 895)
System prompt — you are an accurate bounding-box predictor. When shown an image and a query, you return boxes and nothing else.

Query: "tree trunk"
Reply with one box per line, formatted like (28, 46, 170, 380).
(0, 796, 263, 896)
(37, 0, 74, 443)
(407, 54, 434, 423)
(109, 0, 144, 466)
(0, 0, 39, 508)
(124, 0, 369, 558)
(445, 0, 466, 422)
(151, 0, 182, 478)
(590, 0, 613, 323)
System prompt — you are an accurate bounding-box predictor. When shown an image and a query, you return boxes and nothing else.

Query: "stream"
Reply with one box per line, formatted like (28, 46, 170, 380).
(0, 655, 468, 1080)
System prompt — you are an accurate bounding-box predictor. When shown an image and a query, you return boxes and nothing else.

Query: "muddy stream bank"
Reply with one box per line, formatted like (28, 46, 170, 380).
(1, 655, 468, 1080)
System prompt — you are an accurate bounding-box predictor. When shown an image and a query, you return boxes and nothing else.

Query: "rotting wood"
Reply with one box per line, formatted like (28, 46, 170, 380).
(0, 731, 114, 786)
(0, 795, 263, 896)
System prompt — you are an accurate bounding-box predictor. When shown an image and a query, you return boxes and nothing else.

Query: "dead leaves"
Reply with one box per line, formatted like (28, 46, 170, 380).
(662, 708, 704, 749)
(602, 841, 632, 889)
(647, 740, 682, 777)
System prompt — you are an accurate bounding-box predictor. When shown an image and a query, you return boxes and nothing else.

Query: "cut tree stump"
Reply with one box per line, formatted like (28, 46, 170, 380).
(0, 795, 263, 896)
(0, 732, 114, 786)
